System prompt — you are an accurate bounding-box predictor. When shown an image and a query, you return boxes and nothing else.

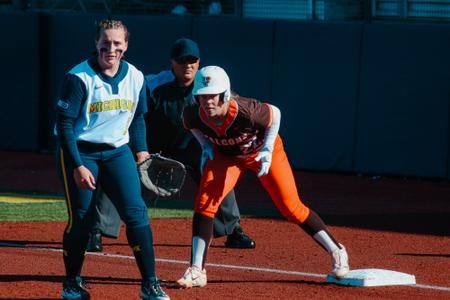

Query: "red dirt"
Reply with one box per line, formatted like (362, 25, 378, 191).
(1, 150, 449, 299)
(1, 220, 449, 299)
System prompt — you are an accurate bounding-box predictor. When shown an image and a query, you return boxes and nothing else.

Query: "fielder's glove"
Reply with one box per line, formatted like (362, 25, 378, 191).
(255, 147, 273, 177)
(138, 153, 187, 197)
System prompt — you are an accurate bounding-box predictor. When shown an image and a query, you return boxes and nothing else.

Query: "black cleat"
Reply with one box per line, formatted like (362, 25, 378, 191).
(61, 277, 90, 300)
(86, 230, 103, 252)
(140, 277, 170, 299)
(225, 226, 256, 249)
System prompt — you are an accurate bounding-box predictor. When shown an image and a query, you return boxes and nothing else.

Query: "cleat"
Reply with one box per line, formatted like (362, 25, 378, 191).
(176, 266, 207, 288)
(225, 226, 255, 249)
(61, 277, 90, 300)
(331, 244, 350, 278)
(86, 230, 103, 252)
(140, 277, 170, 300)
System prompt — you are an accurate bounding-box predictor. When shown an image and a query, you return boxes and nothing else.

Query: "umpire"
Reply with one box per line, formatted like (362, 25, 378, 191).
(87, 38, 255, 251)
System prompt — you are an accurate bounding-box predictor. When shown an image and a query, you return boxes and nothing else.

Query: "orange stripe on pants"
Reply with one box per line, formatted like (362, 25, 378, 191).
(195, 136, 310, 224)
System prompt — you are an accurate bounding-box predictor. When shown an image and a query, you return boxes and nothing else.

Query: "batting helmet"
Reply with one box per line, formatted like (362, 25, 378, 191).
(192, 66, 230, 102)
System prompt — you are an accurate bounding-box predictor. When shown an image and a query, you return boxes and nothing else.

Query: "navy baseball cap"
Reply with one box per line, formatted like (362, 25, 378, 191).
(170, 38, 200, 61)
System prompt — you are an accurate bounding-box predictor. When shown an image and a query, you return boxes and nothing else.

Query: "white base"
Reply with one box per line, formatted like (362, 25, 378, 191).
(326, 268, 416, 287)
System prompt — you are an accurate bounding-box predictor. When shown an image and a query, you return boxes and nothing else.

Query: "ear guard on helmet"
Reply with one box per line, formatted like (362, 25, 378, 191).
(193, 66, 230, 102)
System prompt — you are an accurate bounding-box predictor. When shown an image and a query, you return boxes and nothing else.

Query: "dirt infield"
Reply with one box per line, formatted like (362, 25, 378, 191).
(1, 150, 450, 299)
(1, 220, 449, 299)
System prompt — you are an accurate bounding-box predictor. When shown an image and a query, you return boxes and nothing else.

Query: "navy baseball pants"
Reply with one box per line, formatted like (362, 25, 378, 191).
(57, 142, 155, 280)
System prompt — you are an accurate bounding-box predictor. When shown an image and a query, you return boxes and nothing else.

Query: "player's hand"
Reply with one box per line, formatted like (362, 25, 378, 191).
(200, 145, 214, 174)
(74, 165, 96, 190)
(136, 151, 150, 164)
(255, 147, 273, 177)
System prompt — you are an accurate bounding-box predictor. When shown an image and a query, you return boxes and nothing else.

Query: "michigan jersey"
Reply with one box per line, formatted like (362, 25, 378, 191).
(56, 57, 146, 148)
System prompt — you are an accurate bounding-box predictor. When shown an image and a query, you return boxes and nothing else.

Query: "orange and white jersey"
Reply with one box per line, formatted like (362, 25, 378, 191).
(183, 95, 273, 157)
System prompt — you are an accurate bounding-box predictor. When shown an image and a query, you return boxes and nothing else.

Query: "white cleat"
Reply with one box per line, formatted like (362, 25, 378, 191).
(331, 244, 350, 278)
(176, 266, 207, 288)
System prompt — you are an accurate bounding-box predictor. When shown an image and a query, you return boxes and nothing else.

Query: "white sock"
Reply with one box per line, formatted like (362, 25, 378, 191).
(192, 236, 206, 269)
(313, 230, 339, 253)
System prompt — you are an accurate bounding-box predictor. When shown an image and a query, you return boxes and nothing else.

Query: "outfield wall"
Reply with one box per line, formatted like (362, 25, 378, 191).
(0, 13, 40, 150)
(1, 12, 450, 179)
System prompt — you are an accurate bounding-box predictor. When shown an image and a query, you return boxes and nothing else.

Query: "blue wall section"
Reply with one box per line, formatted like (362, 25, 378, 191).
(119, 15, 192, 74)
(272, 21, 363, 171)
(2, 13, 450, 179)
(192, 17, 274, 101)
(355, 23, 450, 178)
(0, 13, 40, 150)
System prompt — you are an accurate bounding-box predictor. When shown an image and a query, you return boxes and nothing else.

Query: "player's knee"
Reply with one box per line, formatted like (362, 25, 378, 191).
(194, 195, 221, 218)
(194, 207, 216, 219)
(65, 222, 90, 239)
(121, 205, 149, 228)
(282, 203, 310, 225)
(72, 208, 88, 220)
(69, 208, 94, 230)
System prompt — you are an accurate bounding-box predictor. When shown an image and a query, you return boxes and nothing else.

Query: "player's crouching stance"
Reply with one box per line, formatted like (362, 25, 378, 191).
(176, 66, 349, 288)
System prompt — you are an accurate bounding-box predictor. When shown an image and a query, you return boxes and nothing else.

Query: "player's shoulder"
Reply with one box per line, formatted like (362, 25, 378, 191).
(123, 60, 140, 72)
(67, 60, 96, 88)
(145, 70, 174, 91)
(68, 59, 91, 76)
(234, 93, 271, 117)
(234, 94, 261, 108)
(122, 60, 144, 80)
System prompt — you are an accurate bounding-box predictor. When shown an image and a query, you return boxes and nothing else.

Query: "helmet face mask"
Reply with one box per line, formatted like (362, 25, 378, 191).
(193, 66, 230, 102)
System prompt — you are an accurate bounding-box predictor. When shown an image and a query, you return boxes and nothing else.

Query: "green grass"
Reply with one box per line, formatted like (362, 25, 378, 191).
(1, 201, 67, 221)
(0, 201, 197, 221)
(0, 192, 280, 222)
(0, 197, 194, 222)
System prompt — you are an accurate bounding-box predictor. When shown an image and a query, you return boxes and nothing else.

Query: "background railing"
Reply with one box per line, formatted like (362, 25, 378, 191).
(2, 0, 450, 22)
(1, 3, 450, 179)
(2, 0, 241, 15)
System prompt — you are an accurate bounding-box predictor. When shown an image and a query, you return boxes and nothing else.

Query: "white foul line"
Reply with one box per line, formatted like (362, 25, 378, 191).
(1, 242, 450, 292)
(413, 284, 450, 292)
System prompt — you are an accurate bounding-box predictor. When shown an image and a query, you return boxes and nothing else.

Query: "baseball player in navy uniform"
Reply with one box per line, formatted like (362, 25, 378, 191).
(55, 20, 169, 300)
(89, 38, 255, 251)
(176, 66, 350, 288)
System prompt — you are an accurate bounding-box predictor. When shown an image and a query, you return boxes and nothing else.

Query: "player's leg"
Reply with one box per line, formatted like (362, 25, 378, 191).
(176, 213, 211, 288)
(177, 154, 242, 288)
(256, 137, 349, 278)
(87, 188, 121, 252)
(178, 140, 255, 248)
(100, 145, 168, 299)
(57, 147, 99, 299)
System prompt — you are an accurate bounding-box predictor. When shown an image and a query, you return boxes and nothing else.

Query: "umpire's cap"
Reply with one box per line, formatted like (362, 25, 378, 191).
(170, 38, 200, 61)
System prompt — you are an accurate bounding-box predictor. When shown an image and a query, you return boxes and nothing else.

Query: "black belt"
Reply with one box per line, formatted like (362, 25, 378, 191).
(77, 141, 117, 152)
